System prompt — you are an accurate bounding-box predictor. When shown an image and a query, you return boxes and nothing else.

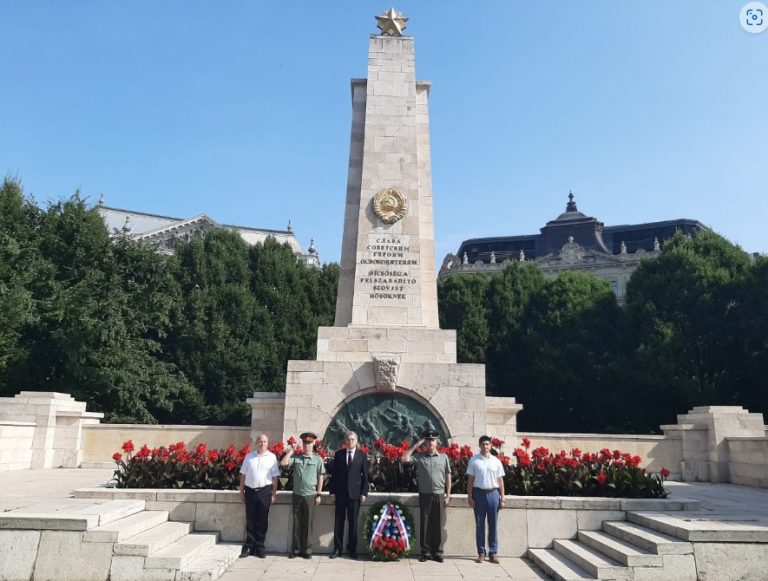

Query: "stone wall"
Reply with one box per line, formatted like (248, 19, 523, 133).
(72, 488, 696, 556)
(0, 392, 103, 471)
(81, 424, 251, 466)
(0, 421, 35, 472)
(727, 436, 768, 488)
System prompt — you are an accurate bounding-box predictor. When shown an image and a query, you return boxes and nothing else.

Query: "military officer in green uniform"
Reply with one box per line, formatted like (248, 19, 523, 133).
(402, 429, 452, 563)
(281, 432, 326, 559)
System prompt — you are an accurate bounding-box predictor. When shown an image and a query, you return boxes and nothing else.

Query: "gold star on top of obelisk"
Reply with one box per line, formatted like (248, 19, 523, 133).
(376, 8, 408, 36)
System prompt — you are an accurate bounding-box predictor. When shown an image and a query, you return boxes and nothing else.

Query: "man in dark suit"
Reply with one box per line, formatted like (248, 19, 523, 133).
(329, 430, 369, 559)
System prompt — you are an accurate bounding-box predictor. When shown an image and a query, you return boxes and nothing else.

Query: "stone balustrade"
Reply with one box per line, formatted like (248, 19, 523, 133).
(0, 392, 103, 471)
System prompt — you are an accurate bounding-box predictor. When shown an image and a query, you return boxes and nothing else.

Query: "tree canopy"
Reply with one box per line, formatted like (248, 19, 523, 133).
(2, 178, 765, 432)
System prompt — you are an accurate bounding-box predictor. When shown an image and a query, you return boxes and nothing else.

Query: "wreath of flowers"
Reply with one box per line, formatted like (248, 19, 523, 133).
(363, 500, 415, 561)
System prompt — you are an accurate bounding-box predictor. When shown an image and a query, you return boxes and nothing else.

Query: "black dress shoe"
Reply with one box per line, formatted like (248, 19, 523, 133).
(433, 554, 444, 563)
(288, 552, 297, 559)
(348, 552, 358, 560)
(239, 546, 251, 558)
(329, 551, 342, 559)
(301, 553, 312, 559)
(418, 555, 429, 562)
(255, 551, 266, 559)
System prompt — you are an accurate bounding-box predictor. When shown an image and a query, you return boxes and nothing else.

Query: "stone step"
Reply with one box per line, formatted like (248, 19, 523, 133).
(73, 499, 146, 526)
(626, 512, 683, 539)
(578, 530, 663, 567)
(144, 533, 218, 570)
(0, 512, 98, 531)
(83, 510, 170, 543)
(115, 521, 194, 556)
(175, 543, 243, 581)
(553, 539, 631, 580)
(602, 521, 693, 555)
(528, 548, 597, 580)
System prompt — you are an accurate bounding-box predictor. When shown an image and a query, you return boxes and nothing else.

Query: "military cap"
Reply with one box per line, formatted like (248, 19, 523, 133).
(299, 431, 318, 442)
(420, 429, 440, 440)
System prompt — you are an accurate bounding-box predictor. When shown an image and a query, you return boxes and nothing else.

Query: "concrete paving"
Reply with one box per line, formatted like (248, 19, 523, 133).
(0, 467, 113, 511)
(220, 554, 548, 581)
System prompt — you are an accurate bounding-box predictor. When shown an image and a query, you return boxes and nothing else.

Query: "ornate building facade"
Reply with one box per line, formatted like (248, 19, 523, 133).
(439, 193, 705, 298)
(97, 198, 320, 268)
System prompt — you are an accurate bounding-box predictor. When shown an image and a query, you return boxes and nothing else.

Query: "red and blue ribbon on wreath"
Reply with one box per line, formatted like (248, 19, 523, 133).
(369, 501, 410, 550)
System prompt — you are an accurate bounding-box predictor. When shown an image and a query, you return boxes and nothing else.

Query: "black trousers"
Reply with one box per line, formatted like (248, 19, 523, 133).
(333, 496, 360, 554)
(291, 494, 316, 555)
(419, 493, 444, 557)
(244, 486, 272, 554)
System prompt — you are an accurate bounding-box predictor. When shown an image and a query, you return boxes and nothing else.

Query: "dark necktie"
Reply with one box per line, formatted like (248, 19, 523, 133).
(347, 450, 353, 466)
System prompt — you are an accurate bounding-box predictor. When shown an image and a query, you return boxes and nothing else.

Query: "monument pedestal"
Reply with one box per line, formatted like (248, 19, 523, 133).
(281, 326, 486, 446)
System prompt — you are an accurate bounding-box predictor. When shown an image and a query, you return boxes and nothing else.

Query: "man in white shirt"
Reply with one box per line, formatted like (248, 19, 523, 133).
(466, 435, 506, 564)
(239, 433, 280, 558)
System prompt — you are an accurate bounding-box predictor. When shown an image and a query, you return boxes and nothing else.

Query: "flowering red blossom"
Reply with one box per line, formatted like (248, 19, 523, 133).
(136, 445, 151, 459)
(287, 436, 297, 446)
(111, 437, 668, 499)
(491, 437, 504, 447)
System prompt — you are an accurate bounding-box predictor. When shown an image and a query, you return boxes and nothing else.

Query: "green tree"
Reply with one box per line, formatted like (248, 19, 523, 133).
(438, 274, 489, 362)
(623, 230, 753, 429)
(2, 189, 198, 422)
(484, 264, 547, 397)
(738, 255, 768, 417)
(0, 178, 44, 380)
(165, 229, 274, 424)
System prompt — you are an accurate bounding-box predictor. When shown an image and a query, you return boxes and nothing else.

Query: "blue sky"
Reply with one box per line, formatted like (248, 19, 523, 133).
(2, 1, 766, 263)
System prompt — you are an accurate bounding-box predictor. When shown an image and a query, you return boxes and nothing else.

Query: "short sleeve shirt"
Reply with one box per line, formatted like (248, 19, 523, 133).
(240, 451, 280, 488)
(412, 451, 451, 494)
(288, 453, 326, 496)
(466, 453, 505, 490)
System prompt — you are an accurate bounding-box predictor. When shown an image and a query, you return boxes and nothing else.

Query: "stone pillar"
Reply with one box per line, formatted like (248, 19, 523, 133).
(485, 396, 524, 443)
(662, 405, 766, 482)
(0, 392, 103, 469)
(246, 392, 285, 444)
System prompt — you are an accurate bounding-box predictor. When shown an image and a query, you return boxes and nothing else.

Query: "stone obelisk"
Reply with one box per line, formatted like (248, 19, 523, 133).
(251, 10, 521, 448)
(334, 29, 437, 328)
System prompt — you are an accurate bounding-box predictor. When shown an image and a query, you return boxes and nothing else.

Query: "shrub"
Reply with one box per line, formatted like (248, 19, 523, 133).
(112, 437, 669, 497)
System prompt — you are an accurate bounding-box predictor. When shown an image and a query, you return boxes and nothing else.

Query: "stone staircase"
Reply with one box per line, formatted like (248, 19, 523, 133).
(529, 513, 697, 580)
(0, 499, 241, 581)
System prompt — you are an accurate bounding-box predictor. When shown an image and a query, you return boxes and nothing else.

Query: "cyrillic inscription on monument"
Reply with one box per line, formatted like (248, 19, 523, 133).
(359, 234, 418, 300)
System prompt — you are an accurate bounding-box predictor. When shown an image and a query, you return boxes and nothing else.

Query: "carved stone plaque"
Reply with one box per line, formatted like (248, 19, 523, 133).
(372, 188, 408, 224)
(372, 354, 400, 392)
(323, 393, 446, 451)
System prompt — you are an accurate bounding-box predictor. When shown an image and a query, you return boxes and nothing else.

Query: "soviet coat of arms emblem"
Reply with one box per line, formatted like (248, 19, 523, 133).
(372, 188, 407, 224)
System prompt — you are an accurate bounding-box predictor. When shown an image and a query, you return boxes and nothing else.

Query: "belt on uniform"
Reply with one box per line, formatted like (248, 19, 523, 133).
(473, 487, 499, 493)
(245, 485, 270, 491)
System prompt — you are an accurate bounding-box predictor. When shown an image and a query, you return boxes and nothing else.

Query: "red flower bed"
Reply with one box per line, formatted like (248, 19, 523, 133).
(111, 437, 669, 497)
